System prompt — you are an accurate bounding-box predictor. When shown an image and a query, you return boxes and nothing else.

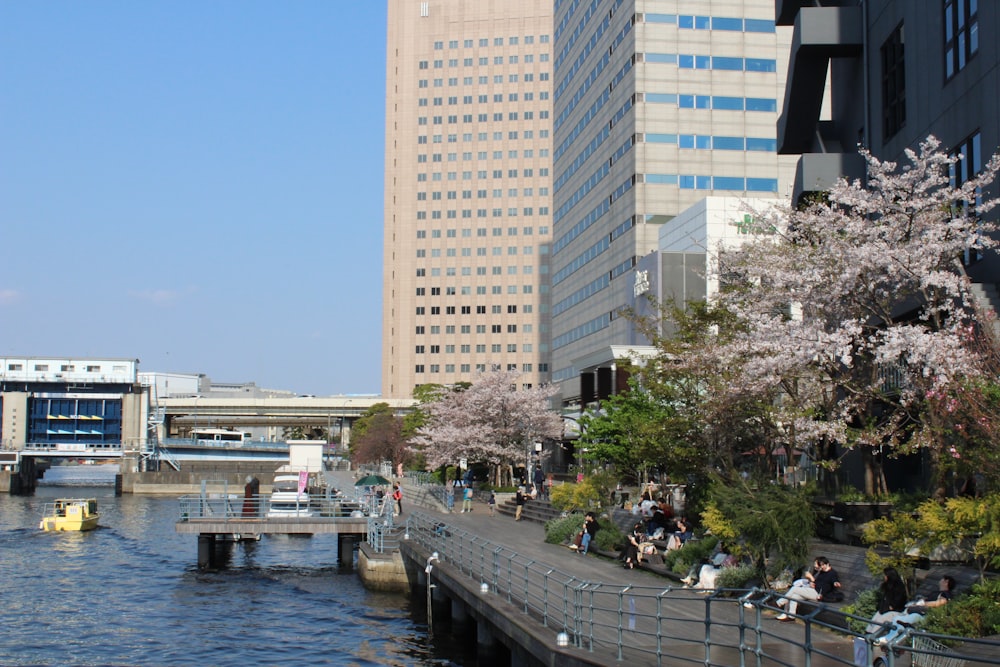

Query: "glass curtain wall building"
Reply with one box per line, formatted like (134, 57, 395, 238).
(382, 0, 555, 399)
(549, 0, 796, 407)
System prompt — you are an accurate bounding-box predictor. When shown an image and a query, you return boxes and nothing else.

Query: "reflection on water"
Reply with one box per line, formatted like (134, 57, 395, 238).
(1, 467, 479, 666)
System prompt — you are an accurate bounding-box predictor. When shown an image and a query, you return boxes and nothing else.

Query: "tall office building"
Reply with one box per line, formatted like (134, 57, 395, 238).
(382, 0, 555, 399)
(549, 1, 796, 407)
(777, 0, 1000, 284)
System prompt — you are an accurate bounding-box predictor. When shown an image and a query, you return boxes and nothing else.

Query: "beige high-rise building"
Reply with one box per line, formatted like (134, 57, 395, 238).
(382, 0, 555, 399)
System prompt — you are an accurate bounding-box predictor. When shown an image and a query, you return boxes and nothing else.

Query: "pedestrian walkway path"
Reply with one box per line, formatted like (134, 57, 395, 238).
(397, 480, 999, 666)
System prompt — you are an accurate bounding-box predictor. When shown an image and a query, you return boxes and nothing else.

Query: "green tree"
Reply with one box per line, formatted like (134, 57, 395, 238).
(700, 475, 815, 576)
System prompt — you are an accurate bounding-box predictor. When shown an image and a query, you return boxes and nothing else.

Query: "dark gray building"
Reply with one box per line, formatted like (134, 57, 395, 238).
(777, 0, 1000, 287)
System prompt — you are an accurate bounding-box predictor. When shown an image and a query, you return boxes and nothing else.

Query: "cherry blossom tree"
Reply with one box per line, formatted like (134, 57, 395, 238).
(704, 136, 1000, 495)
(413, 370, 563, 486)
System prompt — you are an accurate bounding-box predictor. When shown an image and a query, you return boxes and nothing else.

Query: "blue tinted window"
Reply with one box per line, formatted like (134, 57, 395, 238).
(714, 176, 745, 190)
(744, 18, 775, 33)
(679, 175, 696, 189)
(645, 13, 677, 24)
(646, 174, 677, 184)
(696, 95, 710, 109)
(679, 135, 695, 148)
(646, 93, 677, 104)
(695, 16, 710, 29)
(678, 95, 694, 108)
(745, 138, 776, 152)
(678, 15, 693, 29)
(696, 55, 711, 69)
(712, 17, 743, 31)
(696, 135, 711, 149)
(678, 54, 694, 69)
(746, 178, 778, 192)
(713, 56, 744, 71)
(713, 96, 744, 110)
(646, 53, 677, 64)
(645, 133, 677, 144)
(713, 136, 744, 150)
(745, 98, 777, 112)
(697, 176, 712, 189)
(745, 58, 776, 72)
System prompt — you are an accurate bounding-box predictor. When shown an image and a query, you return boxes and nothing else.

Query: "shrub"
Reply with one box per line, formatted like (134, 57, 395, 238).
(715, 564, 758, 591)
(841, 587, 880, 635)
(663, 536, 719, 576)
(594, 518, 624, 552)
(544, 513, 585, 545)
(921, 578, 1000, 639)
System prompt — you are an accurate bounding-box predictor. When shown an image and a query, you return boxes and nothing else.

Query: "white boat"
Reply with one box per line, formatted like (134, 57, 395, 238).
(267, 474, 313, 518)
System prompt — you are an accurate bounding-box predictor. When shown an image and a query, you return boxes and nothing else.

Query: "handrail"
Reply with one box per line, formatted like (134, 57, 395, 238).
(402, 511, 1000, 667)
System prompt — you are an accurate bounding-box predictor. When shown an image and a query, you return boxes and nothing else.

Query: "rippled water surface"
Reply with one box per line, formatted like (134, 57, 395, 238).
(0, 465, 475, 666)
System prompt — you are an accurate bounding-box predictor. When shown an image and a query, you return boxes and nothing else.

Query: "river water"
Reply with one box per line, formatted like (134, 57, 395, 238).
(0, 465, 477, 666)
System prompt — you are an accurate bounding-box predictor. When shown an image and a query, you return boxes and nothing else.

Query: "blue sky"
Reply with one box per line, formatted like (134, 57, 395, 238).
(0, 2, 388, 396)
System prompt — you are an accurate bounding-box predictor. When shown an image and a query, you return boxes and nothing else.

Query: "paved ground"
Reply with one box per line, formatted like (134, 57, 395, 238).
(398, 489, 864, 666)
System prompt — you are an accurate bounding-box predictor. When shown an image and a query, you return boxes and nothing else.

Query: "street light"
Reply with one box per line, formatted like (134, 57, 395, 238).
(425, 551, 440, 639)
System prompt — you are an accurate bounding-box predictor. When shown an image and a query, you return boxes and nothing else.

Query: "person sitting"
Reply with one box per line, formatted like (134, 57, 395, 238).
(775, 556, 842, 622)
(866, 567, 909, 633)
(578, 511, 599, 555)
(622, 523, 643, 569)
(666, 517, 692, 551)
(875, 575, 957, 645)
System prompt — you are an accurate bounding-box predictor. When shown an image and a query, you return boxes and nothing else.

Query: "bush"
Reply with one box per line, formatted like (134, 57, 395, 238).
(544, 513, 585, 545)
(715, 564, 759, 591)
(921, 578, 1000, 639)
(663, 536, 719, 576)
(841, 587, 880, 635)
(594, 518, 623, 552)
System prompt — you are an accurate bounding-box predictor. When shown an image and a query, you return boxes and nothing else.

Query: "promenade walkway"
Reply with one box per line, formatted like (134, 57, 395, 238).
(397, 482, 999, 667)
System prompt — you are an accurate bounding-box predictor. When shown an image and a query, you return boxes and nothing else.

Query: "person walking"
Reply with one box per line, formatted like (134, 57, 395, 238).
(488, 491, 496, 517)
(514, 486, 525, 521)
(462, 485, 474, 512)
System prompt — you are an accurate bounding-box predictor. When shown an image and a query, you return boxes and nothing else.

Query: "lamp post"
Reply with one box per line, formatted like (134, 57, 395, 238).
(425, 551, 440, 639)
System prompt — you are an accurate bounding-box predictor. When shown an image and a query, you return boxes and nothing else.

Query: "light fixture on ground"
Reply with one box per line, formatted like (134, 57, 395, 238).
(556, 632, 570, 647)
(480, 582, 489, 594)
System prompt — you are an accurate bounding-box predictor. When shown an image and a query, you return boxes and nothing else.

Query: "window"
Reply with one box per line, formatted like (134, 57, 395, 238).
(881, 23, 906, 140)
(951, 130, 983, 264)
(945, 0, 978, 78)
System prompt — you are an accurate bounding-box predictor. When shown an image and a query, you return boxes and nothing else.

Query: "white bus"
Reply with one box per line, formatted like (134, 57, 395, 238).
(192, 428, 251, 446)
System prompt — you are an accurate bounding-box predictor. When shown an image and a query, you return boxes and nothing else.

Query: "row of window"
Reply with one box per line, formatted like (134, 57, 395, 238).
(414, 285, 536, 297)
(644, 173, 778, 192)
(645, 133, 777, 152)
(413, 269, 538, 283)
(415, 363, 541, 381)
(646, 92, 778, 112)
(418, 131, 549, 145)
(418, 92, 549, 107)
(645, 52, 776, 72)
(415, 209, 550, 221)
(414, 318, 539, 336)
(432, 36, 549, 50)
(416, 226, 547, 238)
(419, 53, 550, 70)
(417, 341, 530, 354)
(418, 187, 549, 199)
(418, 167, 546, 180)
(415, 267, 544, 280)
(418, 73, 548, 89)
(644, 13, 776, 33)
(419, 110, 548, 125)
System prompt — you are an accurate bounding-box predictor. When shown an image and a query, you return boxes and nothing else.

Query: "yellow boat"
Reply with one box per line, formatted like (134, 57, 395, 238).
(39, 498, 100, 532)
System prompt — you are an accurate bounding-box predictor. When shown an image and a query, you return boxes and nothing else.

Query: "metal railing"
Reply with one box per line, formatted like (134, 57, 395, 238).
(402, 511, 1000, 667)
